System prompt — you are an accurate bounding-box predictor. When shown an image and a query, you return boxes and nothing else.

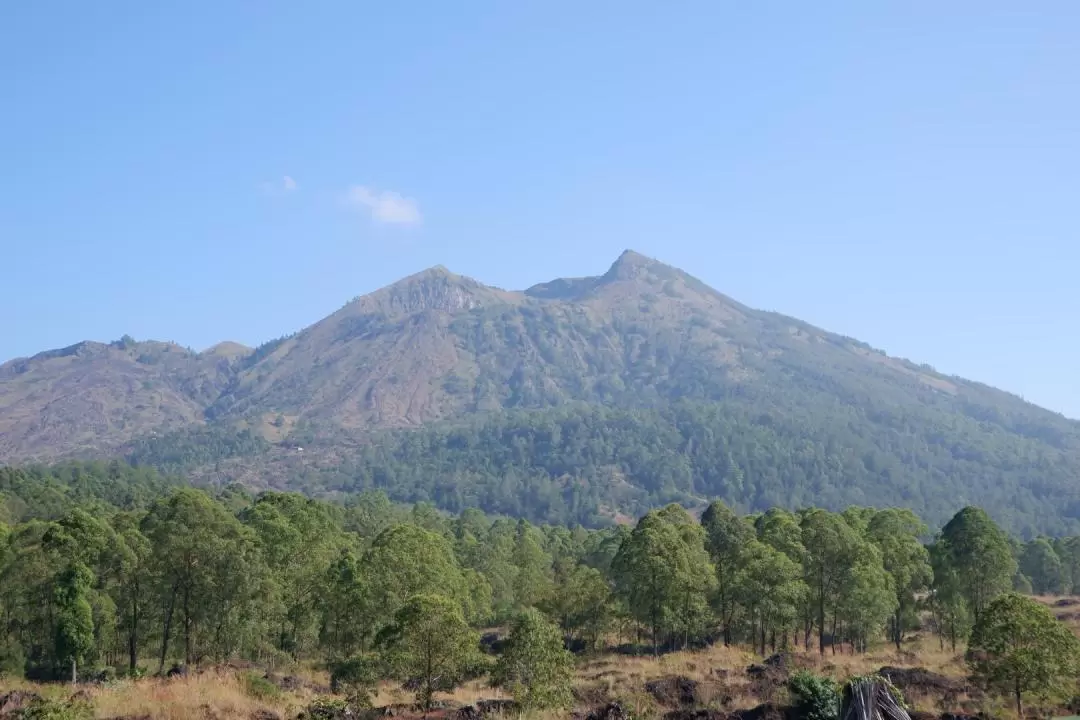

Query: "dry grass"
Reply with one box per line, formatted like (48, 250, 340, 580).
(0, 671, 315, 720)
(86, 672, 299, 720)
(370, 678, 508, 708)
(0, 625, 1052, 720)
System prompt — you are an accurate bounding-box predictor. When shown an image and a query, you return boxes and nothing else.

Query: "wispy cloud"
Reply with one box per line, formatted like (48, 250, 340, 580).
(344, 185, 422, 226)
(260, 175, 299, 195)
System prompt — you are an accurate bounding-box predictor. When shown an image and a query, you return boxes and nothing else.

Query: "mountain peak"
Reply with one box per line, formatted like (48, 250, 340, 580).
(604, 249, 665, 281)
(349, 264, 516, 317)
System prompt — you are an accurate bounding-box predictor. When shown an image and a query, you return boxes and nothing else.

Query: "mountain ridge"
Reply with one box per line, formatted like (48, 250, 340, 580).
(2, 250, 1078, 534)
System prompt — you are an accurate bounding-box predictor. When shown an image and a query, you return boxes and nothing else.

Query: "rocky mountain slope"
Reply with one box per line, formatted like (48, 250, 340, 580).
(3, 251, 1079, 534)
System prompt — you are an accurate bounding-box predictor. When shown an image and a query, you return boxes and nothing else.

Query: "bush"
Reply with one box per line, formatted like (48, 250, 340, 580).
(0, 635, 25, 679)
(241, 671, 282, 701)
(330, 656, 377, 707)
(13, 698, 93, 720)
(299, 696, 354, 720)
(789, 670, 840, 720)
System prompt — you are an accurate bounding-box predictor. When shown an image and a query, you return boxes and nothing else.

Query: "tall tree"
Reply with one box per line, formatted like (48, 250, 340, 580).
(732, 540, 805, 654)
(53, 563, 94, 682)
(800, 509, 862, 654)
(867, 508, 932, 649)
(1019, 538, 1065, 595)
(938, 507, 1016, 622)
(967, 593, 1080, 717)
(701, 500, 752, 645)
(612, 508, 714, 654)
(376, 594, 481, 711)
(492, 608, 575, 711)
(364, 524, 468, 631)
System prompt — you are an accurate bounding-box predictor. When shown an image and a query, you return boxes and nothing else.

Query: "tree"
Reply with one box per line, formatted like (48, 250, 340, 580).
(511, 519, 554, 609)
(110, 521, 152, 672)
(319, 549, 371, 661)
(364, 524, 468, 629)
(967, 593, 1080, 717)
(867, 508, 932, 649)
(928, 541, 972, 651)
(540, 562, 612, 649)
(1019, 538, 1065, 595)
(701, 500, 752, 645)
(800, 509, 862, 654)
(53, 563, 94, 683)
(836, 548, 897, 653)
(243, 492, 344, 657)
(492, 608, 575, 711)
(612, 508, 714, 654)
(938, 507, 1015, 622)
(376, 594, 481, 711)
(141, 488, 264, 669)
(732, 540, 805, 654)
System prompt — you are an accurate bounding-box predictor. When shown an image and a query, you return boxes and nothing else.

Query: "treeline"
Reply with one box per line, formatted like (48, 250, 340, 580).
(320, 402, 1080, 537)
(0, 461, 1076, 695)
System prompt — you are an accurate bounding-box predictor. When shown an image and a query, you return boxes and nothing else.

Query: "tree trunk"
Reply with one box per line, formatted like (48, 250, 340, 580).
(1015, 682, 1022, 718)
(159, 585, 177, 673)
(818, 571, 826, 655)
(894, 605, 903, 651)
(183, 584, 192, 668)
(71, 659, 77, 685)
(129, 583, 139, 672)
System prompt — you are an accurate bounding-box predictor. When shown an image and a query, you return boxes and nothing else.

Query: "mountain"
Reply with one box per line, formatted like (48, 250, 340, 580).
(3, 251, 1080, 535)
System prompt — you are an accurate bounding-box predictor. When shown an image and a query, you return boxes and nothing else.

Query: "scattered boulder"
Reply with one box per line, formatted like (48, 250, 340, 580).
(252, 711, 282, 720)
(646, 676, 700, 708)
(454, 700, 518, 720)
(733, 703, 790, 720)
(746, 654, 791, 701)
(0, 691, 43, 718)
(166, 663, 187, 678)
(907, 713, 938, 720)
(877, 666, 971, 704)
(479, 632, 506, 656)
(67, 690, 94, 705)
(1054, 598, 1079, 608)
(663, 711, 728, 720)
(266, 674, 306, 692)
(746, 654, 789, 680)
(585, 703, 633, 720)
(877, 667, 958, 694)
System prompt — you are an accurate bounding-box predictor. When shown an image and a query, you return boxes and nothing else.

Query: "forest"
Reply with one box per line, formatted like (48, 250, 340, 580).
(2, 460, 1080, 716)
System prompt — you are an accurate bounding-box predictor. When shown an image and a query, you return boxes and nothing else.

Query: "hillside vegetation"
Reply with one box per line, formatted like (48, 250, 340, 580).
(3, 461, 1080, 718)
(2, 251, 1079, 534)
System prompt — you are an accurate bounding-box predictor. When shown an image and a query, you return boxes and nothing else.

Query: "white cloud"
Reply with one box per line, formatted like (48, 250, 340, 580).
(260, 175, 299, 195)
(344, 185, 422, 226)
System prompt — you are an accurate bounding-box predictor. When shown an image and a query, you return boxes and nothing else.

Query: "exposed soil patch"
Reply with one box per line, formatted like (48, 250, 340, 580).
(646, 676, 700, 708)
(0, 692, 43, 718)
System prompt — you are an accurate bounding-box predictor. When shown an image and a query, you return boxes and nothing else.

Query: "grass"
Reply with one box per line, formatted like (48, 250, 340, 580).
(5, 671, 314, 720)
(0, 613, 1070, 720)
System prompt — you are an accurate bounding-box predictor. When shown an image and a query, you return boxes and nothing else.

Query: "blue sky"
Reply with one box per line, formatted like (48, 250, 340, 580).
(2, 2, 1078, 417)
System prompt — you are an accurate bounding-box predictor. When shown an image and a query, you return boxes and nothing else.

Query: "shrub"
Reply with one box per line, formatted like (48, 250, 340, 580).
(14, 698, 93, 720)
(0, 635, 25, 679)
(300, 696, 352, 720)
(789, 670, 840, 720)
(241, 671, 282, 701)
(330, 655, 377, 707)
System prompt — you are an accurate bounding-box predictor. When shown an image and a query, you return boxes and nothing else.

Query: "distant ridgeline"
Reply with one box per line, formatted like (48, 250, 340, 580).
(5, 251, 1080, 538)
(115, 399, 1080, 539)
